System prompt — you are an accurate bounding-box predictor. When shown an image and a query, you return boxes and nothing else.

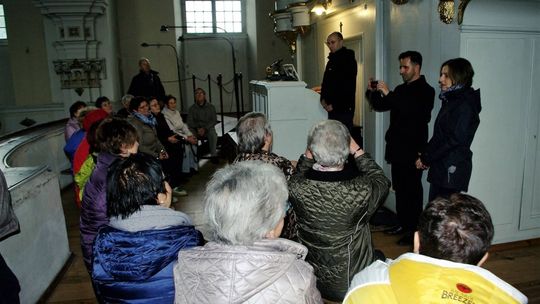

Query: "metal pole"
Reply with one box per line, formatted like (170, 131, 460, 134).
(191, 74, 196, 103)
(238, 73, 244, 114)
(217, 74, 225, 136)
(207, 74, 212, 104)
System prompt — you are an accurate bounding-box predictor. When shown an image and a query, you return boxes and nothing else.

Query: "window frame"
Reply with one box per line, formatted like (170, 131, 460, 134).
(0, 4, 7, 41)
(182, 0, 245, 35)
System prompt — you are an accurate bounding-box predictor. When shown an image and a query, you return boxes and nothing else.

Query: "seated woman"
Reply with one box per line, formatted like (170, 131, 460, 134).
(288, 120, 391, 302)
(80, 117, 139, 271)
(127, 96, 168, 160)
(233, 112, 297, 239)
(174, 161, 322, 304)
(162, 95, 198, 174)
(92, 153, 202, 303)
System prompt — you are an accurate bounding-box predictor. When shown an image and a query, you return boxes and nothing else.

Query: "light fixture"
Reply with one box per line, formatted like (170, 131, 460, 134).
(438, 0, 454, 24)
(311, 0, 332, 16)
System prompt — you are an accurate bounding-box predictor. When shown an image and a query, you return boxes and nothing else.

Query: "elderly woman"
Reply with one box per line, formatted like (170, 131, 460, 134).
(80, 117, 139, 271)
(162, 95, 198, 174)
(92, 153, 202, 303)
(288, 120, 390, 302)
(174, 161, 322, 304)
(417, 58, 481, 201)
(127, 96, 168, 160)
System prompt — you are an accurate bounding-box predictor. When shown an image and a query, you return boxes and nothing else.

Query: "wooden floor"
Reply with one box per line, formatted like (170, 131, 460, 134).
(44, 158, 540, 303)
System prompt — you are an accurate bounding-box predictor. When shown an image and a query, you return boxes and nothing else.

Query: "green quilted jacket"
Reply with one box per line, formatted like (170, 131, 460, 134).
(288, 153, 390, 301)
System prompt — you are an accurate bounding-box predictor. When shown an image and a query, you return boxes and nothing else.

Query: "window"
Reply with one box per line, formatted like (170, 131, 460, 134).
(184, 0, 243, 33)
(0, 5, 7, 39)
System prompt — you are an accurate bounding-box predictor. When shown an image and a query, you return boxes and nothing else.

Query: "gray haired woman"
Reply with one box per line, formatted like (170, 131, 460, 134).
(174, 161, 322, 304)
(288, 119, 390, 302)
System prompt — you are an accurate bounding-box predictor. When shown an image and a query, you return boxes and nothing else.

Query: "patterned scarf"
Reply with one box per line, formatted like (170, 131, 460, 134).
(133, 111, 157, 127)
(439, 84, 464, 102)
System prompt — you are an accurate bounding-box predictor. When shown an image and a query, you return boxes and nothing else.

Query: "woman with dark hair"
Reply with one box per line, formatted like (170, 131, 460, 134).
(92, 153, 202, 303)
(80, 117, 139, 271)
(95, 96, 113, 114)
(127, 96, 169, 160)
(417, 58, 481, 200)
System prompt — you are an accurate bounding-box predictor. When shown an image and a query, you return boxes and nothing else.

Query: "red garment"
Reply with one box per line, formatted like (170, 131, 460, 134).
(72, 137, 90, 207)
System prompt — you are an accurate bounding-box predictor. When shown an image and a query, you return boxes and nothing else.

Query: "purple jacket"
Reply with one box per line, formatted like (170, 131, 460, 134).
(80, 152, 118, 271)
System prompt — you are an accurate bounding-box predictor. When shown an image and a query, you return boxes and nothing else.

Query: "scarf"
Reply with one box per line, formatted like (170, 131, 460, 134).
(439, 84, 464, 102)
(133, 111, 157, 127)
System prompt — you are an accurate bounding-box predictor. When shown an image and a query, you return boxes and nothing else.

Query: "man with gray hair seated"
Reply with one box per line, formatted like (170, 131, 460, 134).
(174, 161, 323, 303)
(288, 119, 391, 302)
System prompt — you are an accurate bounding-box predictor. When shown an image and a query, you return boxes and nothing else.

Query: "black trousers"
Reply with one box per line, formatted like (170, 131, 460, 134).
(0, 253, 20, 304)
(328, 111, 354, 131)
(161, 142, 184, 188)
(429, 184, 458, 202)
(391, 162, 424, 232)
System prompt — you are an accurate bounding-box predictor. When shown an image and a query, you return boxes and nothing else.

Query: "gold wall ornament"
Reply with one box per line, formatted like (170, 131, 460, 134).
(438, 0, 455, 24)
(457, 0, 471, 25)
(391, 0, 409, 4)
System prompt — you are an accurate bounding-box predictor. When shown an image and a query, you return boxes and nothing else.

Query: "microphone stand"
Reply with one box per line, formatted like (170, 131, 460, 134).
(140, 42, 184, 111)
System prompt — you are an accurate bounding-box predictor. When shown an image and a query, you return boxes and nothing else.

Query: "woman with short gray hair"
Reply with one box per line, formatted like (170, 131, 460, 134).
(174, 161, 322, 304)
(289, 119, 390, 302)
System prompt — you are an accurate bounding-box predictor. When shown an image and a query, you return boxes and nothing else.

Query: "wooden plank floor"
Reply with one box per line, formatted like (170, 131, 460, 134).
(44, 159, 540, 303)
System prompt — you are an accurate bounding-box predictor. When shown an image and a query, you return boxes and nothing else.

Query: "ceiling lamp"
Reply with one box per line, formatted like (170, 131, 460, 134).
(311, 0, 332, 16)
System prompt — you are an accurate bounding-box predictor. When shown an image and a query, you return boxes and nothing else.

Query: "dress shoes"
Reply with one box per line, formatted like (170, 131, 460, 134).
(383, 225, 404, 235)
(397, 232, 414, 246)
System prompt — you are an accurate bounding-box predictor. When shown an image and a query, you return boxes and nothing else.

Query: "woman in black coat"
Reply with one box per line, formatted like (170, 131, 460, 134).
(417, 58, 481, 201)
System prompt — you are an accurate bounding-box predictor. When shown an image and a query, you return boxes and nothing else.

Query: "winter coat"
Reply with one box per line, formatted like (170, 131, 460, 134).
(92, 206, 201, 303)
(174, 238, 323, 304)
(80, 152, 118, 271)
(186, 101, 217, 134)
(421, 87, 481, 191)
(320, 47, 357, 113)
(127, 70, 166, 102)
(162, 108, 193, 138)
(288, 153, 390, 301)
(0, 169, 19, 241)
(128, 116, 165, 158)
(366, 75, 435, 164)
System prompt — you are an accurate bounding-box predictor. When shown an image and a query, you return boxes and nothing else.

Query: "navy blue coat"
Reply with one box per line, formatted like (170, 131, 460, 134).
(421, 87, 481, 191)
(92, 225, 202, 303)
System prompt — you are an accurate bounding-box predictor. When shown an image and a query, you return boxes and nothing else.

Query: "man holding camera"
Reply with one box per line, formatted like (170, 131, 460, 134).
(366, 50, 434, 246)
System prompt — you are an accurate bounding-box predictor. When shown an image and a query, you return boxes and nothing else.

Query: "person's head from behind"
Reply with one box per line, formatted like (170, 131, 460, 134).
(308, 120, 350, 168)
(107, 153, 171, 219)
(194, 88, 207, 106)
(95, 117, 139, 157)
(121, 94, 134, 110)
(139, 57, 151, 73)
(398, 50, 422, 83)
(204, 161, 288, 245)
(236, 112, 272, 153)
(326, 31, 343, 53)
(415, 193, 494, 266)
(129, 96, 150, 116)
(439, 57, 475, 91)
(95, 96, 113, 114)
(69, 101, 87, 118)
(82, 109, 109, 132)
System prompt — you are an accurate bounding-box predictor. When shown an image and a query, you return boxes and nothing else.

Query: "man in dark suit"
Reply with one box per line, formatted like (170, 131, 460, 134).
(127, 57, 166, 102)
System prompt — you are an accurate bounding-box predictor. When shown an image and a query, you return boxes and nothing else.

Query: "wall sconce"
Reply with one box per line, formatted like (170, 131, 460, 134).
(311, 0, 332, 15)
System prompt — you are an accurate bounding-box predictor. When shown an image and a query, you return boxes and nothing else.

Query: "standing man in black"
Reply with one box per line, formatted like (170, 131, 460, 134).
(366, 51, 435, 246)
(320, 32, 357, 130)
(128, 57, 166, 102)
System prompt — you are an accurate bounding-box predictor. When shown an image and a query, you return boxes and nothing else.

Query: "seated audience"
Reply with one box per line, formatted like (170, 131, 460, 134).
(80, 117, 139, 271)
(65, 100, 87, 141)
(95, 96, 113, 114)
(162, 95, 198, 173)
(149, 97, 187, 196)
(174, 161, 323, 304)
(116, 94, 133, 118)
(92, 153, 202, 303)
(127, 96, 168, 160)
(234, 112, 297, 239)
(63, 107, 100, 163)
(187, 88, 218, 162)
(288, 119, 390, 302)
(343, 194, 528, 304)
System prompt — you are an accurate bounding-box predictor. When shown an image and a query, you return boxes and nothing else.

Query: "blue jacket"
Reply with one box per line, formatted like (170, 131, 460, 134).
(92, 225, 202, 303)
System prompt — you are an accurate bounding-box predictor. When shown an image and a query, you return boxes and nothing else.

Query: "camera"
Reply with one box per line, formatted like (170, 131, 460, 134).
(370, 80, 378, 89)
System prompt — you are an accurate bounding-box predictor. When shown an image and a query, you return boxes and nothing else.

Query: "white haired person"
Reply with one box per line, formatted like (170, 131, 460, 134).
(288, 119, 391, 302)
(174, 161, 323, 304)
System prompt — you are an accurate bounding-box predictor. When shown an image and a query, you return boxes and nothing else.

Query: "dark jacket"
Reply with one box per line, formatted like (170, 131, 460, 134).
(92, 225, 202, 303)
(127, 70, 166, 101)
(80, 152, 118, 271)
(421, 87, 481, 191)
(128, 116, 165, 159)
(288, 153, 390, 301)
(321, 47, 357, 113)
(367, 75, 435, 164)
